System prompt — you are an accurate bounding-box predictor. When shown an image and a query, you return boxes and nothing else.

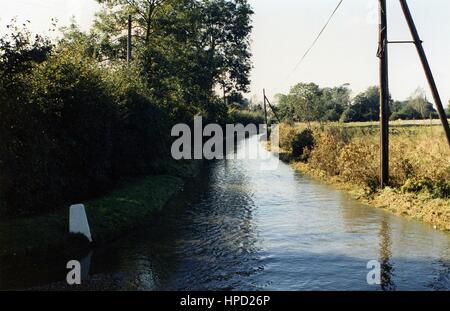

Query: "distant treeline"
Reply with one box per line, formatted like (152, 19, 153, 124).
(269, 83, 449, 123)
(0, 0, 258, 216)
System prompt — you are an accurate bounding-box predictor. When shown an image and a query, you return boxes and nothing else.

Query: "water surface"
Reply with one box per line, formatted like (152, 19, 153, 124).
(1, 135, 449, 290)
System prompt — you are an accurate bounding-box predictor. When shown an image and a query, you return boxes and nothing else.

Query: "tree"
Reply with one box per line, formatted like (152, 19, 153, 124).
(321, 86, 351, 121)
(0, 2, 257, 215)
(200, 0, 253, 95)
(346, 86, 380, 122)
(93, 0, 253, 122)
(276, 83, 351, 123)
(389, 89, 438, 120)
(407, 88, 437, 119)
(0, 20, 52, 77)
(340, 108, 357, 123)
(94, 0, 167, 54)
(276, 93, 296, 122)
(286, 83, 322, 122)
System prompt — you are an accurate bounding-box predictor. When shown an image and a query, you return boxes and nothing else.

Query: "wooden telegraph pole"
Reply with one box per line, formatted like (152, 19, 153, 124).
(127, 15, 132, 63)
(399, 0, 450, 147)
(378, 0, 390, 187)
(263, 91, 281, 124)
(263, 89, 269, 127)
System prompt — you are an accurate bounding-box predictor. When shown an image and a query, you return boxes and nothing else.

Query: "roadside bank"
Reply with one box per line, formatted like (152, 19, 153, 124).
(291, 161, 450, 231)
(268, 122, 450, 232)
(0, 160, 203, 261)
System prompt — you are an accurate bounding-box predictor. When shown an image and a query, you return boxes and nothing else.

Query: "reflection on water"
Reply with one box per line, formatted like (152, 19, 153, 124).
(1, 135, 450, 290)
(79, 251, 93, 282)
(379, 218, 395, 291)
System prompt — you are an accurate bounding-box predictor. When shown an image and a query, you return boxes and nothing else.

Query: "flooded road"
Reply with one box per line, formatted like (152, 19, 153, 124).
(1, 135, 450, 290)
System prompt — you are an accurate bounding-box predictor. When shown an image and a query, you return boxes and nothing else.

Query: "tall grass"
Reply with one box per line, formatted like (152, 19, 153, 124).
(279, 123, 450, 198)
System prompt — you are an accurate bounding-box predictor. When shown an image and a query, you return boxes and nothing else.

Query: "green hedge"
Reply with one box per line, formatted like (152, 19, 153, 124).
(0, 46, 170, 216)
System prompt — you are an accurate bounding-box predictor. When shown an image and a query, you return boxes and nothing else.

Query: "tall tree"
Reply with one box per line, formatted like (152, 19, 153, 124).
(95, 0, 167, 47)
(93, 0, 253, 121)
(408, 88, 433, 119)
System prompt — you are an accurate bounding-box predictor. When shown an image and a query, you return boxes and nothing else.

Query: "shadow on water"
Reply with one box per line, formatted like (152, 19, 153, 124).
(379, 217, 395, 291)
(1, 134, 450, 291)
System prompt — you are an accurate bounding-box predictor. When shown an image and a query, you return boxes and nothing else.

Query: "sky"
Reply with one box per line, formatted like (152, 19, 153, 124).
(1, 0, 449, 106)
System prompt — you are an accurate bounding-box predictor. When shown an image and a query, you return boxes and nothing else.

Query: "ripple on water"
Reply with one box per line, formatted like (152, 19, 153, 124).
(2, 135, 450, 291)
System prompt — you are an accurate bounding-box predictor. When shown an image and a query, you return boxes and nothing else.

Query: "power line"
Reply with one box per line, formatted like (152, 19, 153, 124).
(284, 0, 344, 83)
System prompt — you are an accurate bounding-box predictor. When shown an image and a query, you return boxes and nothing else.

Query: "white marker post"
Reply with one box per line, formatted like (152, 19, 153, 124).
(69, 204, 93, 242)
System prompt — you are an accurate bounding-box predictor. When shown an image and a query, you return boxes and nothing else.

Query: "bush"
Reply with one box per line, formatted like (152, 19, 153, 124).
(0, 46, 171, 216)
(1, 8, 257, 217)
(433, 179, 450, 198)
(340, 108, 357, 123)
(0, 28, 55, 215)
(291, 128, 314, 160)
(278, 123, 450, 198)
(112, 88, 170, 177)
(337, 139, 380, 191)
(278, 123, 299, 152)
(308, 127, 352, 176)
(0, 48, 118, 214)
(401, 178, 434, 194)
(401, 178, 450, 199)
(227, 109, 265, 126)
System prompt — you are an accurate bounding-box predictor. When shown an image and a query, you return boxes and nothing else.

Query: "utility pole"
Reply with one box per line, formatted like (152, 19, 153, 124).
(378, 0, 390, 187)
(263, 89, 269, 127)
(399, 0, 450, 147)
(264, 92, 281, 124)
(127, 15, 132, 63)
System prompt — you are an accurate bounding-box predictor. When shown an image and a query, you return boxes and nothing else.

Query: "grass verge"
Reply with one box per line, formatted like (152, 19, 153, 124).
(0, 160, 201, 260)
(292, 162, 450, 231)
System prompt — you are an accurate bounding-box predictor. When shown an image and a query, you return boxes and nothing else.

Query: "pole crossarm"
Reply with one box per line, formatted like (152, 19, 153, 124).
(388, 40, 417, 44)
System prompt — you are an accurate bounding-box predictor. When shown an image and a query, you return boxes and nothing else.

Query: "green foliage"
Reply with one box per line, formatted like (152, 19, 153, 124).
(401, 178, 450, 199)
(291, 128, 314, 161)
(0, 20, 53, 76)
(390, 103, 421, 120)
(0, 173, 186, 259)
(0, 28, 165, 215)
(347, 86, 380, 122)
(227, 108, 264, 126)
(1, 45, 118, 214)
(340, 108, 357, 123)
(277, 83, 442, 123)
(433, 179, 450, 199)
(93, 0, 253, 120)
(390, 90, 438, 121)
(0, 2, 254, 216)
(277, 83, 351, 122)
(0, 24, 55, 214)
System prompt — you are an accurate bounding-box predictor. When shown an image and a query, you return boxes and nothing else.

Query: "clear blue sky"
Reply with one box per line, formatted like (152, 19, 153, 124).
(1, 0, 449, 106)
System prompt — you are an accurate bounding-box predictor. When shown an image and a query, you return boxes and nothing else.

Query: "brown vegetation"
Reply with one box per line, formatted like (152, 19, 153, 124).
(276, 122, 450, 231)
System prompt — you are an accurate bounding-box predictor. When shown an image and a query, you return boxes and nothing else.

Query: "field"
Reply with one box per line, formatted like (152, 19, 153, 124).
(275, 120, 450, 231)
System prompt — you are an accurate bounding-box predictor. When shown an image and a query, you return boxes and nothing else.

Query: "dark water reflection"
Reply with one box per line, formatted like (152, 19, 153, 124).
(1, 135, 450, 290)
